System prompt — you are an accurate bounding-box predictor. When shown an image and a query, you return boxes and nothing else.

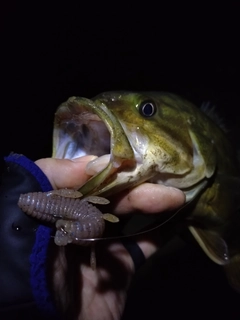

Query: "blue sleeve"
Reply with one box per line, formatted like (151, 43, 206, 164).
(0, 153, 59, 319)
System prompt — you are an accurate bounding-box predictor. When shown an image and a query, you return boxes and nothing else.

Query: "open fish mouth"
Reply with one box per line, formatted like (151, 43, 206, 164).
(53, 97, 111, 163)
(52, 96, 136, 196)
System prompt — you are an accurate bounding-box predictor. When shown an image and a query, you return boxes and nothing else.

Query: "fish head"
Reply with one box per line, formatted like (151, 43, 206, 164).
(53, 92, 215, 199)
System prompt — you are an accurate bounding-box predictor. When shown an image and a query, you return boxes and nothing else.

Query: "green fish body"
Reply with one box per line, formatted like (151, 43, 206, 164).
(53, 92, 240, 291)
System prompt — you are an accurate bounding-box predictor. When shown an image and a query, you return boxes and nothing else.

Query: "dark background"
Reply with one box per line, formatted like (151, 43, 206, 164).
(2, 2, 240, 319)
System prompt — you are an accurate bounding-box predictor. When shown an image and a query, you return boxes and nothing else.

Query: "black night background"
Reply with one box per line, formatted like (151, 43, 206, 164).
(1, 2, 240, 319)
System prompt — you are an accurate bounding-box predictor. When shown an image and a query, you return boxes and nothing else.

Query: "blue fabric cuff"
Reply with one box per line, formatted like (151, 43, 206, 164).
(4, 153, 58, 319)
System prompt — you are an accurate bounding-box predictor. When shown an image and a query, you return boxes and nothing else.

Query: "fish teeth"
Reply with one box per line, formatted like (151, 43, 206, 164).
(86, 154, 111, 175)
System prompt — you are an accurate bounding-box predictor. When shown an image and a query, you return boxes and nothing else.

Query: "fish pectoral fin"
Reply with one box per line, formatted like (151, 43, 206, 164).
(224, 254, 240, 293)
(188, 226, 229, 265)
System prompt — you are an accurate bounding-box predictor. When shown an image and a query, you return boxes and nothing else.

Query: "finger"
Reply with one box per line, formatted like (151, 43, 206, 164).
(35, 156, 97, 189)
(110, 184, 185, 259)
(111, 183, 185, 215)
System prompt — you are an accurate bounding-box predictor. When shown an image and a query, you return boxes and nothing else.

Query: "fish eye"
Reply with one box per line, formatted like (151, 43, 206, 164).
(139, 100, 156, 117)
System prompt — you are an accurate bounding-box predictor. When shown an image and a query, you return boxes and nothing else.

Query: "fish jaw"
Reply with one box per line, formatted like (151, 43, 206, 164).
(52, 96, 137, 196)
(52, 96, 158, 196)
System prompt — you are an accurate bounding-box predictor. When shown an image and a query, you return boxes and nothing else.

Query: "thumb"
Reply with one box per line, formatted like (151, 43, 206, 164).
(35, 156, 96, 190)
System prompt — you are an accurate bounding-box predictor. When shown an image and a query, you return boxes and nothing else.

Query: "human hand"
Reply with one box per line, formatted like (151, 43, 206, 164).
(35, 156, 185, 320)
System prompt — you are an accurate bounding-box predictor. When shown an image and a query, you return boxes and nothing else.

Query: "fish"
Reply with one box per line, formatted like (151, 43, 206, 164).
(52, 91, 240, 291)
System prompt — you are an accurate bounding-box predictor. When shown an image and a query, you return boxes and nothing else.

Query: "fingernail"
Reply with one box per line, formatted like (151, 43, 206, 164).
(72, 155, 98, 163)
